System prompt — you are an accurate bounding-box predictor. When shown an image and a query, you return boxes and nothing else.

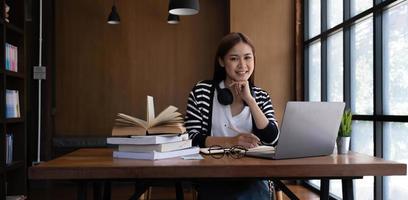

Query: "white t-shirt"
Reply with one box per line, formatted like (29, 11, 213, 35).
(211, 81, 253, 137)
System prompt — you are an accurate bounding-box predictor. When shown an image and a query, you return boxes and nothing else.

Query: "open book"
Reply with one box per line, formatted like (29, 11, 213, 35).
(112, 96, 186, 136)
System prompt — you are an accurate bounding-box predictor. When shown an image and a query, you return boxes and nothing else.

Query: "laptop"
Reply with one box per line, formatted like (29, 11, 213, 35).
(246, 101, 345, 159)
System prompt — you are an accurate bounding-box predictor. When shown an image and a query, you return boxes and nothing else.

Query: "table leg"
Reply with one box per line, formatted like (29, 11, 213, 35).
(103, 181, 111, 200)
(175, 182, 184, 200)
(93, 182, 102, 200)
(77, 181, 88, 200)
(342, 179, 354, 200)
(320, 179, 330, 200)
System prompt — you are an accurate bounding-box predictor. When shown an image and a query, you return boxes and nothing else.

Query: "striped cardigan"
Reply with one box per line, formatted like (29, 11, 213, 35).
(184, 80, 280, 147)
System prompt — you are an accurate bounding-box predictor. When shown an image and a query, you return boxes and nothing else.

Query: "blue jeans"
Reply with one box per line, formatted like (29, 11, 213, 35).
(196, 180, 272, 200)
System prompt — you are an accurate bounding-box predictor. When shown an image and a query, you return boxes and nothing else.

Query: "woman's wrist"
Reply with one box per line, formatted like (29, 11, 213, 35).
(205, 136, 234, 147)
(245, 96, 257, 107)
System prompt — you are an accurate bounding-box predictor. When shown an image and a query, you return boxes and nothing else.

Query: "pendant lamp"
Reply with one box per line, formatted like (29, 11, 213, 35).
(107, 4, 120, 24)
(167, 14, 180, 24)
(168, 0, 199, 16)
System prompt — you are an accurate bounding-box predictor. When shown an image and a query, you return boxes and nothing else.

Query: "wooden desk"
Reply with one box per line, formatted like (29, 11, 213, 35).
(29, 148, 406, 200)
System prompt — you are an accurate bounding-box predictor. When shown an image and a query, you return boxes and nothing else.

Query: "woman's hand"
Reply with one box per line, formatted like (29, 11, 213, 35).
(205, 133, 260, 149)
(229, 133, 260, 149)
(229, 81, 254, 104)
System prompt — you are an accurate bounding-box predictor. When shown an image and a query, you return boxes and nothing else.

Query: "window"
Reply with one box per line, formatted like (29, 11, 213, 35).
(351, 0, 373, 16)
(308, 41, 321, 101)
(308, 0, 321, 39)
(304, 0, 408, 199)
(350, 17, 374, 115)
(383, 2, 408, 115)
(328, 0, 343, 28)
(327, 31, 343, 102)
(384, 122, 408, 199)
(351, 121, 374, 199)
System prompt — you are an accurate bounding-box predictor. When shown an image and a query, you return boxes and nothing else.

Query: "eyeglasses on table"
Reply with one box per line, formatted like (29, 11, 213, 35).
(207, 145, 248, 159)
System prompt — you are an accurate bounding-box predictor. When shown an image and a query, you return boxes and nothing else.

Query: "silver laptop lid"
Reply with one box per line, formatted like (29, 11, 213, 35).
(274, 101, 345, 159)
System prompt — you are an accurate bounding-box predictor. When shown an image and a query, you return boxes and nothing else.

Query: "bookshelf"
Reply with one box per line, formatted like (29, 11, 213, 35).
(0, 0, 27, 199)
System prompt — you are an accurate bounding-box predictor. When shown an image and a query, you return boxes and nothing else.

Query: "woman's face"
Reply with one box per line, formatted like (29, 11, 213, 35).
(219, 42, 254, 83)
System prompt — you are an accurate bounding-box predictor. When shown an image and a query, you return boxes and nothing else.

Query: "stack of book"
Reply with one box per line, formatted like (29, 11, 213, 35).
(107, 134, 198, 160)
(6, 195, 27, 200)
(107, 96, 198, 160)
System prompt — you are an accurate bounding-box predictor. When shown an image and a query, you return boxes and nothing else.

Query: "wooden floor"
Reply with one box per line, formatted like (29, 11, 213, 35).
(29, 181, 320, 200)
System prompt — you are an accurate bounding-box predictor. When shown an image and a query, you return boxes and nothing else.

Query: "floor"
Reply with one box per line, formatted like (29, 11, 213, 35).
(29, 180, 320, 200)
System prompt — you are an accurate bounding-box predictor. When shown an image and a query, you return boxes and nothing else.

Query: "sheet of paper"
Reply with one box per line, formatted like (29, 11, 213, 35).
(181, 154, 204, 160)
(248, 145, 275, 153)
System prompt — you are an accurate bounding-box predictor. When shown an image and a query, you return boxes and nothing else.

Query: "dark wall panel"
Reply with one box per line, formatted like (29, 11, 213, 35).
(55, 0, 228, 137)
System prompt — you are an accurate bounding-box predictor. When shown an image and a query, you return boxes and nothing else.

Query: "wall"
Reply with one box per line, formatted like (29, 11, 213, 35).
(54, 0, 295, 137)
(54, 0, 227, 137)
(230, 0, 295, 123)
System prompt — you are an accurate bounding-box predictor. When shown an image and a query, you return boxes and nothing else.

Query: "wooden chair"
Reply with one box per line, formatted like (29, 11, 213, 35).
(271, 179, 299, 200)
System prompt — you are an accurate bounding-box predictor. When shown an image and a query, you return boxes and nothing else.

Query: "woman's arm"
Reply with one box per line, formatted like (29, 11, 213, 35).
(205, 133, 260, 148)
(230, 81, 279, 145)
(184, 87, 208, 147)
(246, 97, 269, 129)
(231, 81, 268, 129)
(251, 91, 279, 145)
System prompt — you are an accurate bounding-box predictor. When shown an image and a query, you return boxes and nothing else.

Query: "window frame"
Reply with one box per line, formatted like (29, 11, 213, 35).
(303, 0, 408, 199)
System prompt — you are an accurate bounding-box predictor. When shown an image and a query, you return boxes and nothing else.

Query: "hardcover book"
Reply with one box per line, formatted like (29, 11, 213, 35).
(5, 43, 18, 72)
(118, 139, 192, 152)
(5, 89, 20, 118)
(112, 96, 186, 136)
(107, 133, 189, 145)
(6, 133, 13, 165)
(113, 146, 200, 160)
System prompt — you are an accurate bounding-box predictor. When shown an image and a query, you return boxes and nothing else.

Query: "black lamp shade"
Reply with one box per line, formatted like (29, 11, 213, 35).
(107, 5, 120, 24)
(167, 14, 180, 24)
(169, 0, 199, 16)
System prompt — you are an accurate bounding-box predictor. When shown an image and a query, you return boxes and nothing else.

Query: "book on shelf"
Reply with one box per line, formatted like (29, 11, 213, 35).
(118, 139, 192, 153)
(5, 89, 20, 118)
(5, 43, 18, 72)
(6, 133, 13, 165)
(113, 146, 200, 160)
(107, 133, 189, 145)
(4, 2, 10, 23)
(6, 195, 27, 200)
(112, 96, 186, 136)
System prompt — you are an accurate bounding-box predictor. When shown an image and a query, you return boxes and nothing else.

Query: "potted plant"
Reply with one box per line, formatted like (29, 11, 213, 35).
(337, 109, 352, 154)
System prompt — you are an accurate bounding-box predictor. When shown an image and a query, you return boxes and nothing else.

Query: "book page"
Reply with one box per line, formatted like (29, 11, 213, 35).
(147, 124, 186, 134)
(112, 126, 147, 136)
(147, 96, 155, 125)
(247, 145, 275, 153)
(117, 113, 148, 128)
(149, 106, 179, 128)
(154, 117, 184, 126)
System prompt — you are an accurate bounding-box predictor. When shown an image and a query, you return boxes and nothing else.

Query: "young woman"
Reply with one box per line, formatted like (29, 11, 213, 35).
(184, 32, 280, 199)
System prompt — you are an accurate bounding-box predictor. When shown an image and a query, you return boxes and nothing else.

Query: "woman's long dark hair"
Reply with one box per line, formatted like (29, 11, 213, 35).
(213, 32, 255, 85)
